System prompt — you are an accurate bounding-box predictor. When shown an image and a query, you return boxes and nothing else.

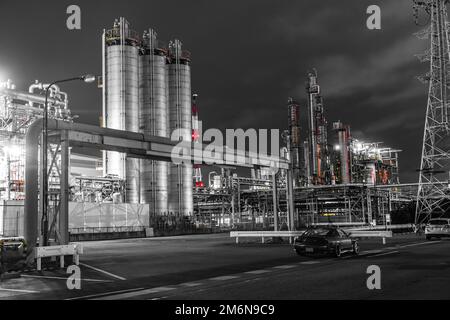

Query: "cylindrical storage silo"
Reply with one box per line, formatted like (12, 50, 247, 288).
(103, 17, 140, 203)
(167, 39, 193, 215)
(139, 29, 169, 214)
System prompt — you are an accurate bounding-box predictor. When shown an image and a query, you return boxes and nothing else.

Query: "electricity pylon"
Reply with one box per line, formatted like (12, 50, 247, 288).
(414, 0, 450, 224)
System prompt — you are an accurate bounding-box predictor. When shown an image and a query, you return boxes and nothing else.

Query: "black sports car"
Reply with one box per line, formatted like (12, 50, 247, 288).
(293, 227, 359, 257)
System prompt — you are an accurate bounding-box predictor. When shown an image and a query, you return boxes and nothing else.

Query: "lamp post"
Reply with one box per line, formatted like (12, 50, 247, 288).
(41, 74, 96, 246)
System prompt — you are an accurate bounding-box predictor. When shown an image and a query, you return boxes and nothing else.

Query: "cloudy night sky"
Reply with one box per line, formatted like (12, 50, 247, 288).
(0, 0, 430, 182)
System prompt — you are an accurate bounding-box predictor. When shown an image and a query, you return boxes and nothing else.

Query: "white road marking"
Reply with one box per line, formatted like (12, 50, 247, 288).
(0, 288, 39, 294)
(94, 286, 175, 300)
(179, 282, 203, 287)
(79, 263, 126, 281)
(208, 275, 239, 281)
(398, 241, 441, 248)
(370, 250, 400, 258)
(299, 260, 321, 265)
(273, 265, 297, 269)
(65, 288, 145, 300)
(21, 274, 112, 282)
(245, 269, 271, 274)
(362, 249, 383, 254)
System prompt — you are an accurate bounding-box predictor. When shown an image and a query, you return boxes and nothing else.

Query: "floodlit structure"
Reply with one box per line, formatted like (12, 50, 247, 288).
(306, 71, 329, 185)
(102, 17, 140, 203)
(102, 19, 194, 215)
(192, 94, 204, 189)
(333, 121, 351, 184)
(167, 39, 193, 216)
(0, 15, 415, 243)
(0, 79, 71, 202)
(288, 98, 303, 187)
(139, 29, 169, 215)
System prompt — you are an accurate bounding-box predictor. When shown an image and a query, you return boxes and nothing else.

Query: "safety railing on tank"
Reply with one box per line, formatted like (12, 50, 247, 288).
(105, 28, 140, 44)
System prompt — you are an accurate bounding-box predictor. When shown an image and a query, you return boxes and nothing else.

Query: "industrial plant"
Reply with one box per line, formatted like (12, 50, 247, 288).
(0, 17, 411, 243)
(2, 0, 450, 302)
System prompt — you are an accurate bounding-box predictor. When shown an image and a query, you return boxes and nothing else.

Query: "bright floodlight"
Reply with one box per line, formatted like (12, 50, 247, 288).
(81, 74, 96, 83)
(4, 145, 22, 157)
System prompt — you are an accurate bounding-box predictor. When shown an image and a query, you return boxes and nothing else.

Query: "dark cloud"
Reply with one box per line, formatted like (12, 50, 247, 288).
(0, 0, 432, 182)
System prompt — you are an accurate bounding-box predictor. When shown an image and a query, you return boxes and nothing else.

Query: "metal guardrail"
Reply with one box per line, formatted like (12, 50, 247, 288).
(312, 222, 367, 227)
(34, 243, 83, 271)
(230, 231, 305, 244)
(230, 225, 412, 245)
(346, 224, 414, 231)
(348, 230, 393, 238)
(347, 230, 394, 245)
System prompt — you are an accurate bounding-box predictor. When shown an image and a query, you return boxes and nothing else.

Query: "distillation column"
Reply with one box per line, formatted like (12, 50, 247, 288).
(168, 40, 193, 215)
(333, 121, 351, 184)
(306, 71, 329, 185)
(103, 18, 140, 203)
(287, 98, 302, 187)
(139, 29, 169, 214)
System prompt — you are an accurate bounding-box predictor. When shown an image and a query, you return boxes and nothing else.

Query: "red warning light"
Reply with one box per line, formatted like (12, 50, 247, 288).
(192, 129, 200, 141)
(195, 181, 204, 188)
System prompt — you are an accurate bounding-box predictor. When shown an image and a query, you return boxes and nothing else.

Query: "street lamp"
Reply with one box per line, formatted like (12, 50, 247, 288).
(41, 74, 96, 246)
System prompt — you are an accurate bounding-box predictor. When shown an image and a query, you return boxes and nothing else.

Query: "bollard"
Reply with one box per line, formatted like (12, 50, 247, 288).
(262, 236, 265, 244)
(73, 254, 80, 266)
(382, 237, 386, 245)
(37, 257, 41, 271)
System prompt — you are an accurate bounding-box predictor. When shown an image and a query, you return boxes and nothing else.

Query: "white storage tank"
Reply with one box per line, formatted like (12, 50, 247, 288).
(103, 18, 140, 203)
(167, 40, 193, 215)
(139, 29, 169, 214)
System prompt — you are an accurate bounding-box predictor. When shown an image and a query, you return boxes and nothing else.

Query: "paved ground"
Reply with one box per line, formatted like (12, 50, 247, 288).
(0, 233, 449, 299)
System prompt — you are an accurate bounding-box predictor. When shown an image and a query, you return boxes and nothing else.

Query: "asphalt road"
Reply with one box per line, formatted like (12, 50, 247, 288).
(0, 233, 449, 299)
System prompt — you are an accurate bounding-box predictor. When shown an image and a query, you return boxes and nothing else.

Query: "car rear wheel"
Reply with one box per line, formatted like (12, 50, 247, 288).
(295, 249, 303, 256)
(426, 235, 432, 241)
(352, 241, 359, 255)
(335, 245, 342, 258)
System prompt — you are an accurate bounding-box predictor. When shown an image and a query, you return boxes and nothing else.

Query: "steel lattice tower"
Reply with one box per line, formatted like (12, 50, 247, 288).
(415, 0, 450, 224)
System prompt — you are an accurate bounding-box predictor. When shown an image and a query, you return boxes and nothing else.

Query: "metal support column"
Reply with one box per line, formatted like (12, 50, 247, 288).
(286, 168, 295, 231)
(272, 172, 278, 231)
(38, 133, 45, 246)
(59, 130, 69, 245)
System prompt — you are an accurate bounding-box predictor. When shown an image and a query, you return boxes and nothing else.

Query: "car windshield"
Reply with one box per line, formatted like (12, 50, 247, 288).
(304, 228, 340, 237)
(429, 219, 449, 225)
